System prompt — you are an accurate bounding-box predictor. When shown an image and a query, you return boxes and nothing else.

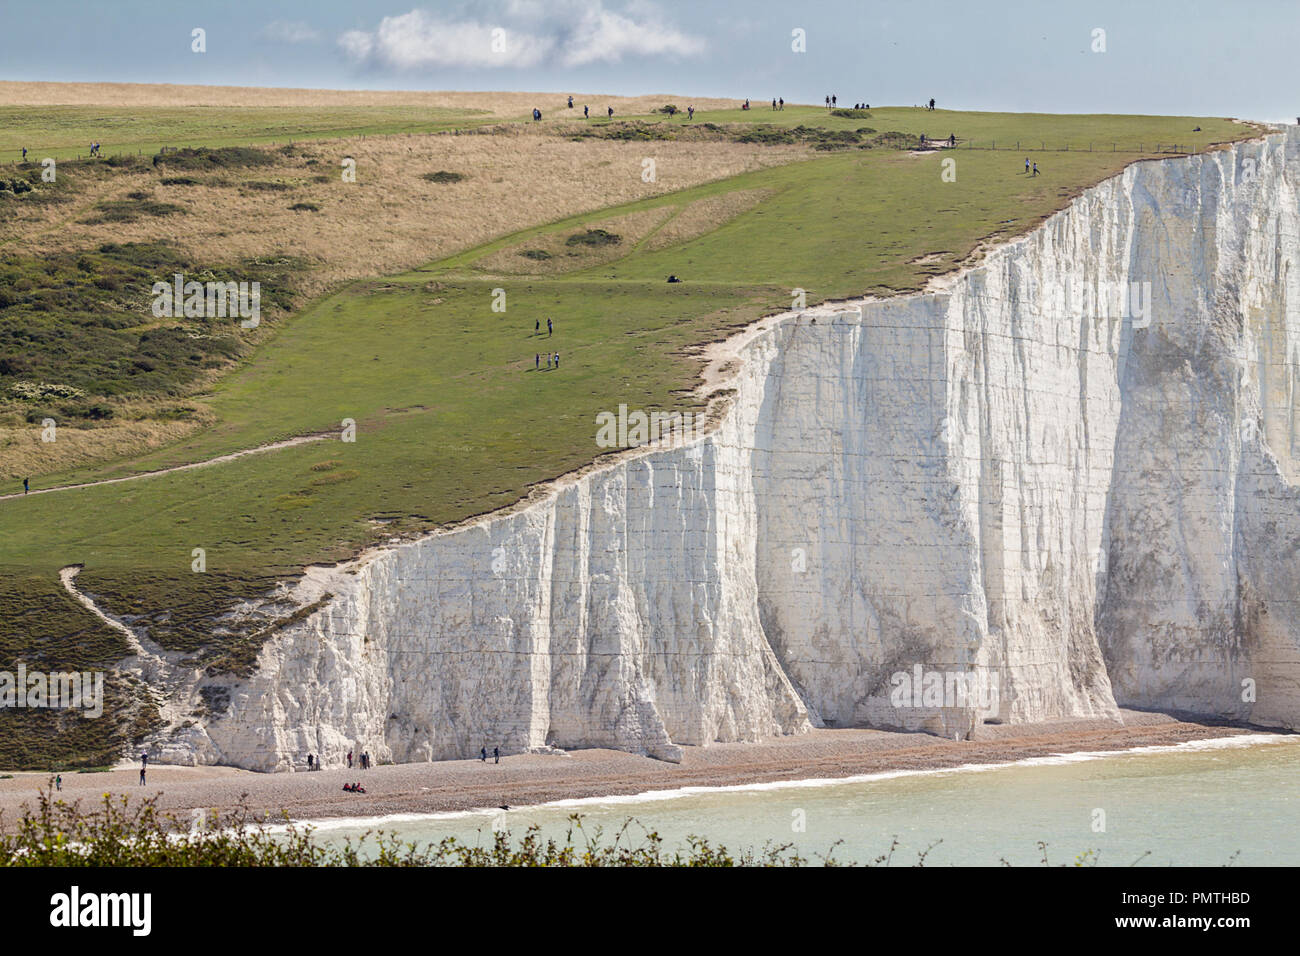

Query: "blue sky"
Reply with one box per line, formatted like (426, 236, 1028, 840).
(2, 0, 1295, 121)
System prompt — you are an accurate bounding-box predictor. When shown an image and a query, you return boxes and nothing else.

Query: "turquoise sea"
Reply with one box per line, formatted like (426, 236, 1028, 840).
(301, 735, 1300, 866)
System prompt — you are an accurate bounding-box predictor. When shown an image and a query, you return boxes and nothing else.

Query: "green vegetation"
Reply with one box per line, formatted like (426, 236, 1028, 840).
(422, 170, 466, 183)
(0, 793, 828, 866)
(565, 227, 621, 247)
(0, 104, 1261, 765)
(0, 105, 491, 162)
(0, 242, 300, 407)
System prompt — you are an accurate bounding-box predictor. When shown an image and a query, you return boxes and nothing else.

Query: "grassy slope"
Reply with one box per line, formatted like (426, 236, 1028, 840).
(0, 104, 1261, 765)
(0, 104, 493, 161)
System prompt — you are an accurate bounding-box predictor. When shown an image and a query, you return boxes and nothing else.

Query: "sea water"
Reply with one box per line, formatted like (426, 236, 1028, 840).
(301, 735, 1300, 866)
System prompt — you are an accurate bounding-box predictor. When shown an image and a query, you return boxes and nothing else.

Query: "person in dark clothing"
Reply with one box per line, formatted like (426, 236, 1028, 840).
(607, 106, 613, 118)
(307, 753, 313, 769)
(584, 105, 589, 119)
(139, 767, 146, 786)
(929, 97, 935, 110)
(568, 95, 574, 108)
(347, 750, 353, 768)
(547, 317, 553, 336)
(480, 747, 487, 762)
(535, 353, 540, 370)
(554, 353, 559, 369)
(494, 747, 500, 764)
(23, 478, 29, 494)
(1032, 162, 1039, 176)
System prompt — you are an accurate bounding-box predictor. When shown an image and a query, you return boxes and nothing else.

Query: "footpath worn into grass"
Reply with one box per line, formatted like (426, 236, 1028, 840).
(0, 104, 1262, 766)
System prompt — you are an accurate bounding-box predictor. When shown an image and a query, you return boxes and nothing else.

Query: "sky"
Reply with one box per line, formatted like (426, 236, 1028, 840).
(2, 0, 1296, 121)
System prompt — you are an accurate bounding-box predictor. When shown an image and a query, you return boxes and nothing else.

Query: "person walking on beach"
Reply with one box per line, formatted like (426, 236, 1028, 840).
(139, 766, 146, 786)
(141, 751, 148, 769)
(307, 753, 313, 770)
(480, 747, 487, 762)
(494, 747, 500, 764)
(347, 750, 353, 769)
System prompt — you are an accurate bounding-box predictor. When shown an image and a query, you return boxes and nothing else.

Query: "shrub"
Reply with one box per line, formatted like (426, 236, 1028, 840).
(520, 249, 552, 260)
(566, 228, 621, 248)
(831, 108, 873, 119)
(422, 171, 465, 184)
(288, 202, 320, 212)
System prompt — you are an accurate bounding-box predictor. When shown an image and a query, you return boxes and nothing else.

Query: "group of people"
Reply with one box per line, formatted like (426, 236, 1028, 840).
(342, 782, 367, 793)
(304, 749, 373, 770)
(533, 316, 559, 371)
(1025, 157, 1040, 176)
(347, 750, 372, 769)
(480, 747, 501, 764)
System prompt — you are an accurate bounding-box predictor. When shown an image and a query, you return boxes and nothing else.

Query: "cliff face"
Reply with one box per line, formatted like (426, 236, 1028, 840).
(157, 130, 1300, 771)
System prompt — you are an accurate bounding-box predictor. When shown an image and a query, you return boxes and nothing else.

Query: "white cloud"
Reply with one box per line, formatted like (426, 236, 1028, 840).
(338, 1, 704, 71)
(260, 20, 321, 44)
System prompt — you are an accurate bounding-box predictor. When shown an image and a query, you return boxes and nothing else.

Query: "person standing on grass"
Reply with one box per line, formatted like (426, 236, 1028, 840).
(21, 147, 27, 161)
(23, 478, 28, 494)
(547, 317, 553, 337)
(568, 95, 574, 108)
(1032, 162, 1039, 176)
(1025, 157, 1030, 174)
(555, 353, 560, 369)
(607, 106, 614, 118)
(688, 105, 694, 120)
(779, 97, 784, 110)
(584, 104, 589, 119)
(535, 353, 540, 371)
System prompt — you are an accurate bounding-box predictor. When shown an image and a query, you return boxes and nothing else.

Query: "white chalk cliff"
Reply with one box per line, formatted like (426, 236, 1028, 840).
(148, 129, 1300, 770)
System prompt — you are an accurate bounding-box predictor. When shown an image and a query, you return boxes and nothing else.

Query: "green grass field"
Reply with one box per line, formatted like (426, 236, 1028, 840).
(0, 104, 495, 162)
(0, 101, 1264, 765)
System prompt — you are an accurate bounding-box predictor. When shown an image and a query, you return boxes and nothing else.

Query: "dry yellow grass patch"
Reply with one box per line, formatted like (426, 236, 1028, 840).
(0, 413, 211, 482)
(477, 206, 674, 275)
(4, 131, 808, 301)
(640, 188, 773, 252)
(0, 81, 742, 118)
